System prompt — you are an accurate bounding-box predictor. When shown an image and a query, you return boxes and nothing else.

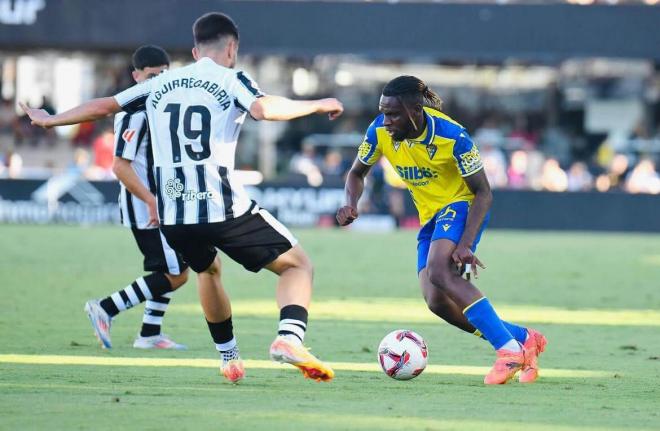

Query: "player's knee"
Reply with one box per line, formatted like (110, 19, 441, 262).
(426, 264, 452, 291)
(202, 258, 222, 276)
(425, 293, 450, 316)
(167, 269, 189, 290)
(296, 251, 314, 277)
(282, 247, 313, 275)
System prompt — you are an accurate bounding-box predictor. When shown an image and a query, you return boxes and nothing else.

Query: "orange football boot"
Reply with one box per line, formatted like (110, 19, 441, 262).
(221, 358, 245, 383)
(519, 328, 547, 383)
(484, 347, 525, 385)
(269, 336, 334, 382)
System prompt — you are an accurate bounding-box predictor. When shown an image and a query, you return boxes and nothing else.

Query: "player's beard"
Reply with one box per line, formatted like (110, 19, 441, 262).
(391, 125, 413, 142)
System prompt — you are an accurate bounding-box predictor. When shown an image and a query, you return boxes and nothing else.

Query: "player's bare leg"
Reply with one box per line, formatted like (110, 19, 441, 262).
(269, 245, 313, 309)
(265, 245, 334, 382)
(420, 267, 534, 344)
(426, 239, 524, 384)
(198, 257, 243, 383)
(419, 268, 476, 333)
(198, 258, 232, 322)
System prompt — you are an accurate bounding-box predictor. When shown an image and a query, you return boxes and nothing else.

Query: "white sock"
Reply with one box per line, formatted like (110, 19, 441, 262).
(280, 333, 303, 346)
(501, 339, 522, 352)
(215, 337, 240, 363)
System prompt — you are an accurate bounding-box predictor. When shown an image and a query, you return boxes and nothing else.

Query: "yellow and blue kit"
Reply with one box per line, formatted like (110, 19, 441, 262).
(357, 107, 489, 273)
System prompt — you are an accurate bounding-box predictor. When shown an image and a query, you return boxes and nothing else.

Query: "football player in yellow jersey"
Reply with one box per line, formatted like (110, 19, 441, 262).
(337, 76, 547, 384)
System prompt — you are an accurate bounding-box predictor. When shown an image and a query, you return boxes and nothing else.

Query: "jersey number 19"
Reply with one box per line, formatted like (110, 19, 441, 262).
(164, 103, 211, 163)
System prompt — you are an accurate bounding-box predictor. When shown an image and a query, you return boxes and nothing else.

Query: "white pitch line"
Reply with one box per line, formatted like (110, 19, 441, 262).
(0, 354, 610, 378)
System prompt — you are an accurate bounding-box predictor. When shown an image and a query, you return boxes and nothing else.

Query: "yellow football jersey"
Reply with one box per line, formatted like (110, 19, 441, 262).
(357, 107, 483, 225)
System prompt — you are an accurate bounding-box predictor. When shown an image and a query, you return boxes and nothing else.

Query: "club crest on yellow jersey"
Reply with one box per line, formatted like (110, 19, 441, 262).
(426, 143, 437, 160)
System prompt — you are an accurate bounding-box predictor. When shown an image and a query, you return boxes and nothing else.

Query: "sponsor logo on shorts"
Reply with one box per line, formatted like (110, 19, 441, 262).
(164, 178, 215, 201)
(436, 206, 457, 220)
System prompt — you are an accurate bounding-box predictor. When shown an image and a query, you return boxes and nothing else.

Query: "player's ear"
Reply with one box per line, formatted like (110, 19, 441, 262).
(227, 39, 238, 62)
(192, 46, 200, 61)
(131, 70, 140, 83)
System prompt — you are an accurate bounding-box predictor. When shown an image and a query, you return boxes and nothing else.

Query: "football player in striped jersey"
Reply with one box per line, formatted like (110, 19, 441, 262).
(22, 12, 343, 383)
(84, 46, 191, 351)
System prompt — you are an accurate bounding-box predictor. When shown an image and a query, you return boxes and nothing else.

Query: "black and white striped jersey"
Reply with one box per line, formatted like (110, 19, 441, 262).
(113, 57, 263, 226)
(113, 110, 154, 229)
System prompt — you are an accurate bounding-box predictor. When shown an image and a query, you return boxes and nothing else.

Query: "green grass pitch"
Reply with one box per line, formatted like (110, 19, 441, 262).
(1, 225, 659, 430)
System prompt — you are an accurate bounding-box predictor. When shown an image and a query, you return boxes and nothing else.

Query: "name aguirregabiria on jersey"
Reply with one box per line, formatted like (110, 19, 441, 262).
(150, 78, 231, 110)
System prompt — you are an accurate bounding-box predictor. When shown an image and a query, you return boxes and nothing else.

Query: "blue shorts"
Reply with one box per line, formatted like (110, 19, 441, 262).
(417, 201, 489, 274)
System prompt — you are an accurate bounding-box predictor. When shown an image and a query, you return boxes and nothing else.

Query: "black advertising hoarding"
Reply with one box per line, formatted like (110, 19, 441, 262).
(1, 178, 659, 232)
(0, 177, 120, 224)
(0, 177, 346, 227)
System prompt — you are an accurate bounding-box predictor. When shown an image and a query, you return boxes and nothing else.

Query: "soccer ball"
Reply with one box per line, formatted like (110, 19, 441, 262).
(377, 329, 428, 380)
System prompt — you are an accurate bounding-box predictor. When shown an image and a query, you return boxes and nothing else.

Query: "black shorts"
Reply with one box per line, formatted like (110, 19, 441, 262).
(160, 206, 297, 273)
(131, 227, 188, 275)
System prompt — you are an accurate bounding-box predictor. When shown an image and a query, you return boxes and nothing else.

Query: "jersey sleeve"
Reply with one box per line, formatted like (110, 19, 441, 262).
(113, 80, 151, 114)
(114, 112, 147, 161)
(356, 119, 382, 166)
(452, 130, 484, 177)
(232, 70, 265, 112)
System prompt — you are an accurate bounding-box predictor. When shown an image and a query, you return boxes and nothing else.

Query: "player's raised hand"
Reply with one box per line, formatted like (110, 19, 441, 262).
(451, 244, 486, 279)
(336, 205, 358, 226)
(317, 98, 343, 120)
(18, 102, 53, 128)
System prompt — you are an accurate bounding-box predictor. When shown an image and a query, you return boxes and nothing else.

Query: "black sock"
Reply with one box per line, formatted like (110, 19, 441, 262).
(277, 304, 308, 343)
(99, 272, 172, 318)
(207, 316, 236, 350)
(140, 291, 174, 337)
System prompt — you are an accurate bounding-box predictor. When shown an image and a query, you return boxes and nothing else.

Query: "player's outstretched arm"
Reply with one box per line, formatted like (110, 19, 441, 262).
(250, 95, 343, 121)
(19, 97, 121, 128)
(337, 158, 372, 226)
(454, 169, 492, 277)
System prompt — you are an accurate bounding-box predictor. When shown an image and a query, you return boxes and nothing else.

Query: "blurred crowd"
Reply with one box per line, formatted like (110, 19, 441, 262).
(286, 113, 660, 195)
(2, 96, 659, 196)
(0, 95, 117, 181)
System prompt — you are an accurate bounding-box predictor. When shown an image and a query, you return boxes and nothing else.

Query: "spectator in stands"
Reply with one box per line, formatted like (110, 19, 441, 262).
(508, 114, 538, 151)
(321, 150, 345, 177)
(0, 98, 14, 143)
(540, 126, 572, 168)
(68, 148, 91, 177)
(290, 142, 323, 186)
(540, 158, 568, 192)
(13, 111, 34, 146)
(626, 158, 660, 194)
(90, 124, 114, 179)
(507, 150, 529, 189)
(566, 161, 593, 191)
(71, 121, 96, 148)
(0, 149, 23, 178)
(474, 117, 504, 149)
(608, 153, 631, 191)
(481, 142, 508, 189)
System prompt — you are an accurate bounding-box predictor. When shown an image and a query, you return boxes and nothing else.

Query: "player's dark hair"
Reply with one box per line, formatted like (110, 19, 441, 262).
(132, 45, 170, 70)
(382, 75, 443, 111)
(193, 12, 239, 46)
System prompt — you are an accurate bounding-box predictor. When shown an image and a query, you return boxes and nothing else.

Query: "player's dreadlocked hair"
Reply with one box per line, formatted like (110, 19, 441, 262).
(382, 75, 443, 111)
